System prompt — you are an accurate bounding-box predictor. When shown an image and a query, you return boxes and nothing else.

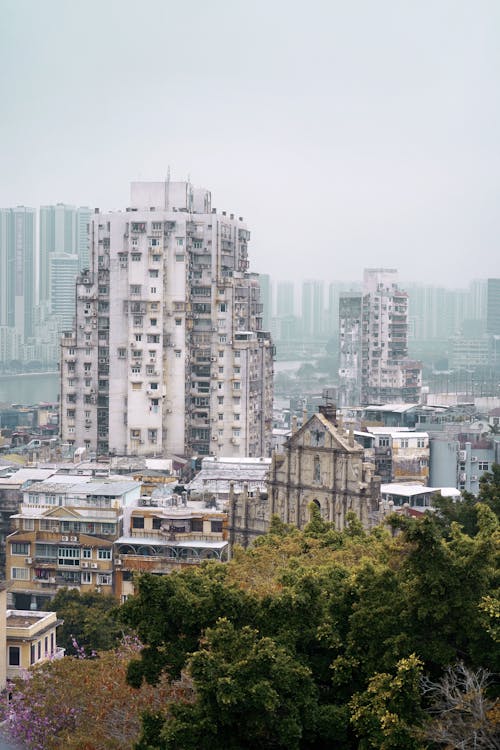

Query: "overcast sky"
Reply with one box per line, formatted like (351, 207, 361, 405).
(1, 0, 499, 287)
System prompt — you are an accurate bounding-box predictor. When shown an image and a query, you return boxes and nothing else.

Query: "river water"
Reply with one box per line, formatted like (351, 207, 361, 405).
(0, 373, 59, 405)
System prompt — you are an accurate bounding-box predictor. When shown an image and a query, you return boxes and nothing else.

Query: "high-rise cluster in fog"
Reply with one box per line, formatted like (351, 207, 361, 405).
(0, 203, 90, 366)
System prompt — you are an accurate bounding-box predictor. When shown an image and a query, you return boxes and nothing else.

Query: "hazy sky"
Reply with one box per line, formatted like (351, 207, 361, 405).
(1, 0, 499, 286)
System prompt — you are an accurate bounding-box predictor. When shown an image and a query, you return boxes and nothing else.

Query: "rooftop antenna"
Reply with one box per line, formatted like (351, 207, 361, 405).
(164, 166, 170, 211)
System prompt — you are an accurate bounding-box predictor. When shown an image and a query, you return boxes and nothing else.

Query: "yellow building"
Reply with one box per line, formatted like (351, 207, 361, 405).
(0, 583, 7, 691)
(6, 609, 63, 680)
(6, 475, 141, 609)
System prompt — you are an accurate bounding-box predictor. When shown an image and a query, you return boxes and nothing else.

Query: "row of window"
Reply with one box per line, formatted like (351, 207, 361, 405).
(11, 544, 112, 560)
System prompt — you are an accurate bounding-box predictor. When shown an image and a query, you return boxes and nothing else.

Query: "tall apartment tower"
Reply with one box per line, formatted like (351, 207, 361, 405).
(338, 292, 362, 407)
(361, 269, 421, 405)
(338, 269, 422, 406)
(60, 180, 274, 459)
(0, 207, 36, 339)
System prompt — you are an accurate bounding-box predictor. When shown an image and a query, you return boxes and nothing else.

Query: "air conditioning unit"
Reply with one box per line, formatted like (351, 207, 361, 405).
(458, 450, 467, 461)
(91, 563, 98, 569)
(61, 536, 69, 542)
(70, 536, 78, 542)
(114, 558, 122, 566)
(471, 475, 478, 481)
(25, 557, 32, 564)
(471, 456, 478, 463)
(211, 435, 217, 441)
(210, 357, 217, 362)
(459, 472, 467, 482)
(81, 562, 89, 569)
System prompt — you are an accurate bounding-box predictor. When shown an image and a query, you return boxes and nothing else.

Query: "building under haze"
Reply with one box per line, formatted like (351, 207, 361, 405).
(487, 279, 500, 336)
(39, 204, 91, 303)
(0, 207, 36, 341)
(60, 180, 274, 459)
(339, 269, 422, 406)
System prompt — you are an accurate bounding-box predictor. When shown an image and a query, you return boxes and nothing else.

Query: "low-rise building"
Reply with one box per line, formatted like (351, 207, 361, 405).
(114, 495, 228, 602)
(6, 475, 141, 609)
(365, 427, 429, 484)
(6, 609, 63, 680)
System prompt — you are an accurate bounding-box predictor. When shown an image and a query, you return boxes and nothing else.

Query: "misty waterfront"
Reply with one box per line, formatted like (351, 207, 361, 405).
(0, 372, 59, 405)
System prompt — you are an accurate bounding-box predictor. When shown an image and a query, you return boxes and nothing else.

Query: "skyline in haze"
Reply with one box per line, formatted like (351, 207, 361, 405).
(1, 0, 499, 287)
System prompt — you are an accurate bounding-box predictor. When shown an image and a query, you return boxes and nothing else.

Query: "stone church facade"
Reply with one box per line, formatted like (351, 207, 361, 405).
(228, 404, 381, 547)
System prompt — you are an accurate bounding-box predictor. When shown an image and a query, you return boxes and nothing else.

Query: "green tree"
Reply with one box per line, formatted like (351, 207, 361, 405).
(48, 587, 123, 655)
(143, 618, 318, 750)
(350, 654, 425, 750)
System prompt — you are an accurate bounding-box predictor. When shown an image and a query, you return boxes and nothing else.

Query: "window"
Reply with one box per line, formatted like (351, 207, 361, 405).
(131, 253, 141, 261)
(379, 438, 389, 448)
(219, 303, 227, 312)
(148, 429, 158, 443)
(98, 548, 112, 560)
(191, 518, 203, 532)
(149, 269, 159, 278)
(175, 349, 181, 358)
(219, 335, 227, 343)
(478, 461, 489, 471)
(416, 439, 426, 448)
(131, 382, 142, 390)
(133, 316, 143, 326)
(81, 571, 92, 584)
(9, 647, 20, 667)
(400, 439, 409, 448)
(23, 519, 34, 531)
(175, 318, 182, 326)
(130, 284, 141, 295)
(211, 520, 223, 533)
(132, 517, 144, 529)
(147, 334, 160, 343)
(31, 644, 36, 665)
(314, 455, 321, 482)
(11, 567, 29, 580)
(135, 334, 142, 342)
(97, 574, 112, 585)
(58, 547, 80, 566)
(176, 237, 184, 246)
(150, 318, 157, 326)
(11, 542, 29, 555)
(218, 367, 224, 374)
(150, 287, 157, 294)
(218, 413, 224, 421)
(82, 548, 91, 559)
(218, 396, 224, 405)
(175, 253, 184, 262)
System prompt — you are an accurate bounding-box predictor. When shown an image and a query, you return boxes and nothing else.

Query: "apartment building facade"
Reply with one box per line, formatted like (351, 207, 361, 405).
(339, 269, 422, 406)
(60, 180, 273, 460)
(6, 475, 141, 609)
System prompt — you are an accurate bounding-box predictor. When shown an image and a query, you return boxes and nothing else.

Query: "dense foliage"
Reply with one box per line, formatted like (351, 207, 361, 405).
(46, 587, 123, 655)
(119, 496, 499, 748)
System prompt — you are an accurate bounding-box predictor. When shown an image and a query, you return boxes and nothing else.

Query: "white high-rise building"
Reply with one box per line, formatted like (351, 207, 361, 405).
(60, 180, 274, 459)
(338, 269, 422, 406)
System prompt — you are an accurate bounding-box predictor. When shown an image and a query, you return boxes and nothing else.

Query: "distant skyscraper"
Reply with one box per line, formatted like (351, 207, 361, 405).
(301, 280, 324, 338)
(39, 204, 91, 303)
(259, 273, 272, 330)
(486, 279, 500, 336)
(50, 253, 79, 330)
(0, 207, 36, 339)
(276, 281, 295, 318)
